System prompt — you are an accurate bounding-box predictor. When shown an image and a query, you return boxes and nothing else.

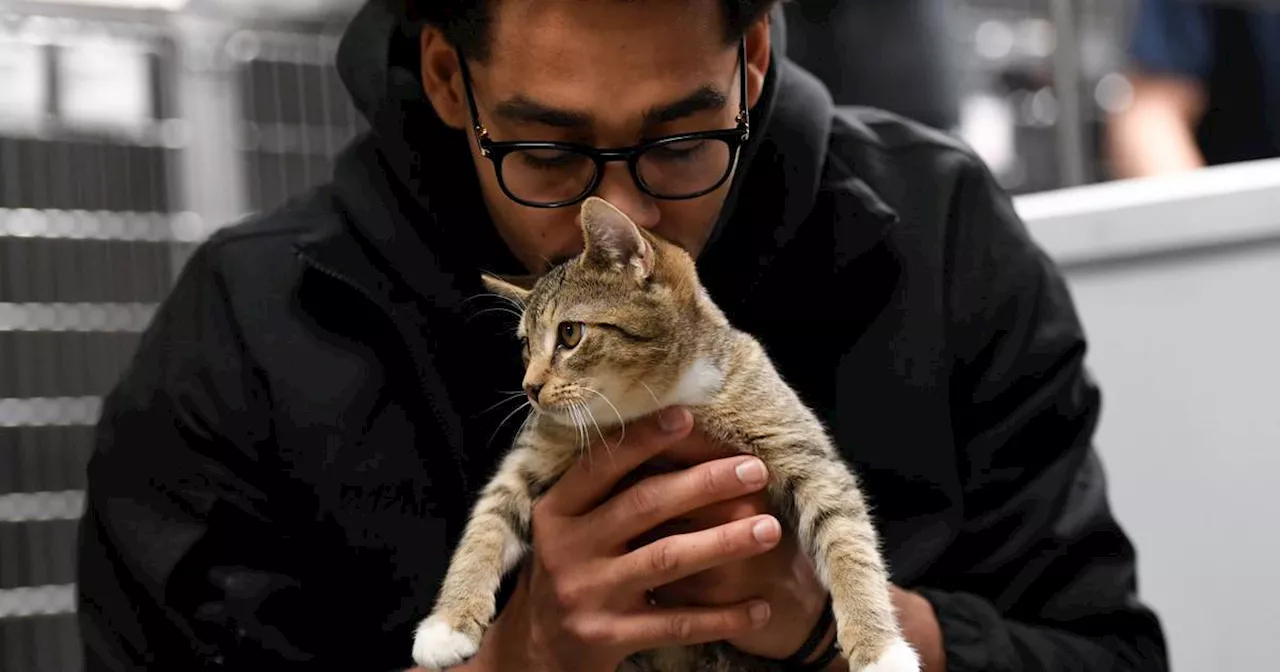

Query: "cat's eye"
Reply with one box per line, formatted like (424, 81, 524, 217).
(519, 337, 530, 363)
(557, 322, 585, 349)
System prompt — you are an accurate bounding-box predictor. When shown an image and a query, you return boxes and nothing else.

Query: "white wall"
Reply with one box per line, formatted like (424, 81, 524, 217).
(1019, 163, 1280, 672)
(1067, 246, 1280, 672)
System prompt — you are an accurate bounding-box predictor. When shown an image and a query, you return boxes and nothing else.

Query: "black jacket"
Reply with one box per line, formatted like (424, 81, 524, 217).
(77, 3, 1168, 671)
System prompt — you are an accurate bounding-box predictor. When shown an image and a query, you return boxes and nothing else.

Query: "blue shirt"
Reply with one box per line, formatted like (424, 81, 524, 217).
(1130, 0, 1280, 164)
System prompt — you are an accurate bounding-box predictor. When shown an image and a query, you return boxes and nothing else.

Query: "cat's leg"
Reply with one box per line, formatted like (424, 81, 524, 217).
(768, 453, 920, 672)
(412, 449, 538, 669)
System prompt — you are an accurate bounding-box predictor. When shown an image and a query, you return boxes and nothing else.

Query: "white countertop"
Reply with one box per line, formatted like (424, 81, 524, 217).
(1015, 157, 1280, 268)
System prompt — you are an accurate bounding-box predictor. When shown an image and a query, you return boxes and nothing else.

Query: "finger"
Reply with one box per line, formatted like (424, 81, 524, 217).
(658, 425, 740, 467)
(613, 514, 782, 592)
(592, 456, 770, 547)
(679, 493, 773, 532)
(612, 600, 772, 652)
(540, 407, 693, 517)
(629, 494, 768, 550)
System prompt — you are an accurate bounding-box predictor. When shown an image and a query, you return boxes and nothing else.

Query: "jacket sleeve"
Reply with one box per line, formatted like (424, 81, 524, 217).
(919, 155, 1169, 672)
(75, 240, 391, 671)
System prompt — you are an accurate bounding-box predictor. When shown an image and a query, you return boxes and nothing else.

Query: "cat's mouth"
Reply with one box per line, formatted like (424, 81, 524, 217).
(537, 390, 632, 431)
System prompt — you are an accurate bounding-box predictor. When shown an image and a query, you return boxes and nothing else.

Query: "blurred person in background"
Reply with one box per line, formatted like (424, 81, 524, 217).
(76, 1, 1167, 671)
(1108, 0, 1280, 178)
(783, 0, 960, 131)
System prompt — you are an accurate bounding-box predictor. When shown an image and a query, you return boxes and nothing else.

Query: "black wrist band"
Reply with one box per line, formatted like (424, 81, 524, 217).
(794, 636, 842, 671)
(782, 596, 835, 668)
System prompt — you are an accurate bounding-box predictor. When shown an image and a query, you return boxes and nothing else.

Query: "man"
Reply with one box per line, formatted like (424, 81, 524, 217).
(1108, 0, 1280, 178)
(76, 1, 1169, 671)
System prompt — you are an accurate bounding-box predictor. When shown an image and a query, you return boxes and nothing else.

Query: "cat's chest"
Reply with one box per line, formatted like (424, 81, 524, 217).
(668, 356, 727, 407)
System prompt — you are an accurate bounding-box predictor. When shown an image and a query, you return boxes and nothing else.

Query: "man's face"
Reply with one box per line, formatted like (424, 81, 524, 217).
(420, 0, 770, 273)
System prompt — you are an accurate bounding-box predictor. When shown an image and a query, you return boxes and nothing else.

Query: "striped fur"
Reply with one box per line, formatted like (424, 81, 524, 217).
(413, 198, 918, 671)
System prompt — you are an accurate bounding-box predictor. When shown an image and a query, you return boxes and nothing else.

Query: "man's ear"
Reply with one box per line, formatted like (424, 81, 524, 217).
(419, 26, 469, 130)
(579, 197, 654, 282)
(744, 15, 772, 110)
(480, 273, 536, 305)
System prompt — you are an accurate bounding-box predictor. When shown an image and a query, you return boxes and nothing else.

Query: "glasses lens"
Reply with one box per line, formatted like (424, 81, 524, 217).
(636, 138, 734, 198)
(499, 148, 596, 205)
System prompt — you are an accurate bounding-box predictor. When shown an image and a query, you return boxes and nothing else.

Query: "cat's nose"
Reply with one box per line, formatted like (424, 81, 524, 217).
(525, 383, 543, 403)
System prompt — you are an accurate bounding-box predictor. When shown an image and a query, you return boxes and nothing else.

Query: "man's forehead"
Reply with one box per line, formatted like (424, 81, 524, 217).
(485, 0, 732, 69)
(477, 8, 739, 130)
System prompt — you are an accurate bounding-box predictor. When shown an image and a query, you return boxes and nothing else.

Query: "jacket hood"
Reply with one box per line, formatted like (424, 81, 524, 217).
(330, 1, 836, 305)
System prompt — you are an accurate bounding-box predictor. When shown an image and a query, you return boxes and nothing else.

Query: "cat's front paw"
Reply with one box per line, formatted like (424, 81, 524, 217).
(412, 616, 480, 670)
(860, 638, 921, 672)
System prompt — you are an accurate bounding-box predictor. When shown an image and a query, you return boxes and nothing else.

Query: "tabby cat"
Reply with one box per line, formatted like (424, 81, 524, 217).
(412, 197, 919, 672)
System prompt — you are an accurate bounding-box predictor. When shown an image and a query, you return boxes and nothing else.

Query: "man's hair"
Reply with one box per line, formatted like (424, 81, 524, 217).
(392, 0, 779, 61)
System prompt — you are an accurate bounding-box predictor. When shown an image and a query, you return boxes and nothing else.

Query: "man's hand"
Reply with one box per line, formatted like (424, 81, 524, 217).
(636, 425, 829, 660)
(891, 586, 945, 671)
(451, 407, 782, 672)
(640, 421, 946, 669)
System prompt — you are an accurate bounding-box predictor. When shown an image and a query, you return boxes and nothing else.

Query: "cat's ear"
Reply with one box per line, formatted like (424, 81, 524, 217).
(480, 273, 535, 305)
(579, 196, 654, 282)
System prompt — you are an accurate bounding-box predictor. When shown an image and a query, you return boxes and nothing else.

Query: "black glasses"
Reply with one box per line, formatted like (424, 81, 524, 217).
(456, 40, 751, 209)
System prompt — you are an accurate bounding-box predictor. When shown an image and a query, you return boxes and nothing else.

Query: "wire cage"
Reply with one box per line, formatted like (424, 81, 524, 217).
(0, 7, 181, 671)
(0, 1, 1141, 670)
(0, 3, 360, 669)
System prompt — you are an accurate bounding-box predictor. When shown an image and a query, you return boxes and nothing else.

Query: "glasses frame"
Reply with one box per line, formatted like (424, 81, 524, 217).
(455, 39, 751, 209)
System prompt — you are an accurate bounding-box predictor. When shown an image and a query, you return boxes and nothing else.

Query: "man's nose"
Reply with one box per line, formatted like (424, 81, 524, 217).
(524, 383, 543, 403)
(593, 163, 659, 230)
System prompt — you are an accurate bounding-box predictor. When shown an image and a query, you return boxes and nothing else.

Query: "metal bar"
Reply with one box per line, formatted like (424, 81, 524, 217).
(170, 14, 247, 276)
(1049, 0, 1087, 187)
(0, 584, 76, 619)
(0, 398, 102, 428)
(0, 303, 156, 332)
(0, 491, 84, 524)
(0, 209, 195, 242)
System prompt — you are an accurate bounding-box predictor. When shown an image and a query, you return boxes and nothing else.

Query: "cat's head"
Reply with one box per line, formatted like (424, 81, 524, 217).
(482, 197, 724, 429)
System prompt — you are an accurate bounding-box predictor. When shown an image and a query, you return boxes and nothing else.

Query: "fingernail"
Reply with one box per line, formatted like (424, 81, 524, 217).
(749, 601, 771, 625)
(752, 517, 781, 544)
(658, 407, 691, 433)
(735, 458, 767, 486)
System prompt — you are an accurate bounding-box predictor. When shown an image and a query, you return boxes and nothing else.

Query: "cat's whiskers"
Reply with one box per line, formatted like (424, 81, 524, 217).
(464, 291, 527, 311)
(512, 404, 535, 440)
(465, 306, 524, 323)
(477, 392, 528, 417)
(487, 400, 533, 449)
(569, 401, 591, 468)
(582, 387, 625, 451)
(577, 396, 616, 469)
(638, 381, 663, 414)
(462, 292, 527, 327)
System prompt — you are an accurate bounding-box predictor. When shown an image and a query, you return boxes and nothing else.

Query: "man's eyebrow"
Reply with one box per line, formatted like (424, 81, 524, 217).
(643, 86, 728, 126)
(494, 96, 591, 128)
(492, 85, 728, 130)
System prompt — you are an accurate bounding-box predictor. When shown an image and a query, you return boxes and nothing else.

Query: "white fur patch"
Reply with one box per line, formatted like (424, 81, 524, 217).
(412, 617, 480, 670)
(861, 638, 921, 672)
(500, 533, 526, 574)
(668, 357, 724, 406)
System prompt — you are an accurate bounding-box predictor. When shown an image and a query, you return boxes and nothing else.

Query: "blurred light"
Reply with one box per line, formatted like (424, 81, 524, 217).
(958, 94, 1016, 177)
(27, 0, 189, 9)
(1017, 19, 1057, 59)
(0, 36, 46, 129)
(1096, 73, 1135, 114)
(975, 20, 1014, 60)
(225, 29, 260, 63)
(58, 35, 152, 134)
(15, 15, 54, 46)
(160, 118, 191, 149)
(1028, 88, 1059, 126)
